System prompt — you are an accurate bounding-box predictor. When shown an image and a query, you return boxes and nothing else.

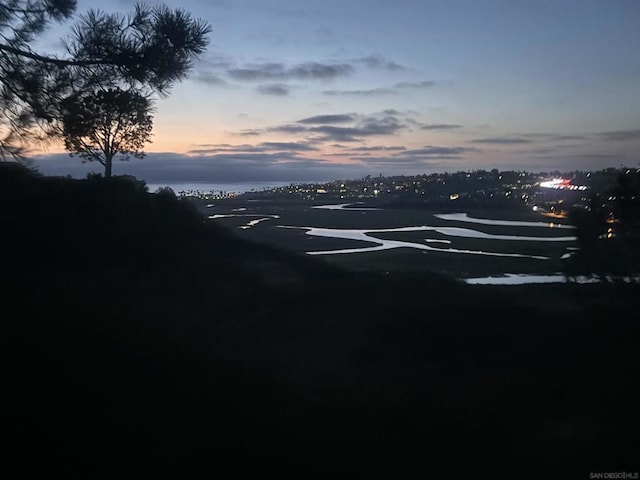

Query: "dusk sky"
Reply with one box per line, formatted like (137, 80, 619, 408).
(31, 0, 640, 186)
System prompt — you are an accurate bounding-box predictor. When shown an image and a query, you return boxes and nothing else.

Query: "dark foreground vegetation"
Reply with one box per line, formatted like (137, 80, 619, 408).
(2, 163, 639, 478)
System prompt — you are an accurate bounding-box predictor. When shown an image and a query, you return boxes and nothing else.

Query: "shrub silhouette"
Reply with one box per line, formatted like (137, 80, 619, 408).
(567, 170, 640, 282)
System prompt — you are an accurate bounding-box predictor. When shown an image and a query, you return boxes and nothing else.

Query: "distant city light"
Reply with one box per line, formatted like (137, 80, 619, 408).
(539, 178, 587, 190)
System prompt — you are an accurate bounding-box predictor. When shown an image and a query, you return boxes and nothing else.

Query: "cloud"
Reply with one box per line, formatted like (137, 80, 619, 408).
(354, 54, 405, 71)
(323, 79, 436, 96)
(187, 142, 318, 155)
(187, 145, 261, 155)
(346, 146, 407, 152)
(234, 129, 263, 137)
(264, 112, 410, 142)
(260, 142, 318, 151)
(470, 137, 532, 144)
(190, 143, 233, 148)
(268, 124, 310, 134)
(343, 144, 479, 169)
(514, 147, 559, 155)
(193, 54, 235, 85)
(358, 115, 404, 135)
(257, 84, 291, 96)
(219, 54, 410, 87)
(194, 72, 228, 86)
(420, 124, 463, 130)
(297, 114, 355, 124)
(520, 133, 587, 141)
(323, 87, 397, 96)
(308, 115, 406, 142)
(228, 61, 354, 81)
(400, 146, 477, 156)
(394, 80, 436, 89)
(195, 54, 234, 71)
(307, 126, 364, 142)
(598, 129, 640, 141)
(554, 135, 586, 141)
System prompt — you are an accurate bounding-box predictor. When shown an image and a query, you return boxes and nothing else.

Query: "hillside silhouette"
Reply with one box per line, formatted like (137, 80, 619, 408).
(2, 163, 639, 478)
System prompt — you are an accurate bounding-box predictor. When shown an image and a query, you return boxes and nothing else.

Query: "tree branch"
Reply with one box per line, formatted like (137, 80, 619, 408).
(0, 43, 120, 67)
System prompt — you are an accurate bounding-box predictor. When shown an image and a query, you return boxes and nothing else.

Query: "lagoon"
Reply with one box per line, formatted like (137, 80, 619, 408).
(208, 203, 578, 283)
(286, 225, 556, 260)
(434, 212, 575, 229)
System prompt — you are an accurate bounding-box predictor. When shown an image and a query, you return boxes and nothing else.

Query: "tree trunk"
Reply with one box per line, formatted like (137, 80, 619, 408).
(105, 155, 112, 178)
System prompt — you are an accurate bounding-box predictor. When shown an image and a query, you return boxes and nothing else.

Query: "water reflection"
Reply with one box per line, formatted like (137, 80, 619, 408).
(312, 203, 380, 211)
(288, 208, 576, 257)
(211, 208, 578, 268)
(427, 227, 575, 241)
(282, 226, 554, 259)
(464, 274, 597, 285)
(209, 214, 280, 230)
(434, 213, 575, 229)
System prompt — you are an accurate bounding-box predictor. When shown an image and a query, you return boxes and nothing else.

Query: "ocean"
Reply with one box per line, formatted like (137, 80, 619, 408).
(145, 181, 297, 195)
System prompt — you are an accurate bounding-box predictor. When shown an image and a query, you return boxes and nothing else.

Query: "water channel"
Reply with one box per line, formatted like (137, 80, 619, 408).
(210, 203, 580, 284)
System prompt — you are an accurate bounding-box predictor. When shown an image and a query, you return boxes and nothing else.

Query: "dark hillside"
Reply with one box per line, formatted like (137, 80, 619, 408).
(2, 164, 639, 478)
